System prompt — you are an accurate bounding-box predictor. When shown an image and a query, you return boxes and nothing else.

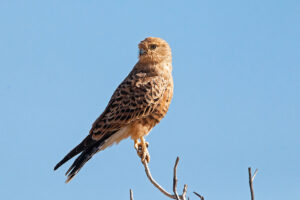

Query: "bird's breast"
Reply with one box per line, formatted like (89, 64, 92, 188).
(151, 81, 173, 122)
(129, 81, 173, 141)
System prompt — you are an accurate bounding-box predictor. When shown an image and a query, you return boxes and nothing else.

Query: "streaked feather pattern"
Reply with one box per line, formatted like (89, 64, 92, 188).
(54, 37, 173, 182)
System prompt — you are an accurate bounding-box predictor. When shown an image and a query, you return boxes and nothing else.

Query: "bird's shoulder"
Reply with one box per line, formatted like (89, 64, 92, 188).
(89, 66, 170, 137)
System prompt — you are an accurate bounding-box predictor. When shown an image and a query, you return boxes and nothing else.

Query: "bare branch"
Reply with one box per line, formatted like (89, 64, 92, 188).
(142, 159, 176, 199)
(182, 184, 188, 199)
(173, 157, 180, 200)
(193, 192, 204, 200)
(252, 169, 258, 182)
(130, 189, 134, 200)
(248, 167, 258, 200)
(141, 157, 188, 199)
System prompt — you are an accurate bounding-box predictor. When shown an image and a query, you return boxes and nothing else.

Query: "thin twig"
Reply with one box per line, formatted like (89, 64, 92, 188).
(142, 160, 176, 199)
(130, 189, 134, 200)
(141, 157, 187, 199)
(248, 167, 258, 200)
(193, 192, 204, 200)
(252, 169, 258, 182)
(173, 157, 180, 200)
(182, 184, 188, 200)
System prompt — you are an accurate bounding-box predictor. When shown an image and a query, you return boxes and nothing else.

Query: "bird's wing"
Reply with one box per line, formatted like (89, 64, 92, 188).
(90, 72, 168, 140)
(53, 72, 168, 180)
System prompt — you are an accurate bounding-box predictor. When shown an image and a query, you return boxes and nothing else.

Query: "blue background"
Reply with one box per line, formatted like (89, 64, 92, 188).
(1, 0, 299, 199)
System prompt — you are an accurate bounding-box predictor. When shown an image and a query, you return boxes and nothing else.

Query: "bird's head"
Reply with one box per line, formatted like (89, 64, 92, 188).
(138, 37, 172, 64)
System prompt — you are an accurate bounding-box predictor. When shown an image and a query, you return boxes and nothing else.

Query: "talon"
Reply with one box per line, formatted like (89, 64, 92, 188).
(134, 138, 150, 163)
(142, 149, 150, 163)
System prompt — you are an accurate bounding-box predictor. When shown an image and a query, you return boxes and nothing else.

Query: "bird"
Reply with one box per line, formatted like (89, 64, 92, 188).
(54, 37, 174, 183)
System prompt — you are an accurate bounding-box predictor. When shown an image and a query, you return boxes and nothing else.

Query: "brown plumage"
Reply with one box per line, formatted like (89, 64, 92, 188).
(54, 37, 173, 183)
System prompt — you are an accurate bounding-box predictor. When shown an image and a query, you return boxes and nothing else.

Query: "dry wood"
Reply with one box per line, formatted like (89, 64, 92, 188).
(248, 167, 258, 200)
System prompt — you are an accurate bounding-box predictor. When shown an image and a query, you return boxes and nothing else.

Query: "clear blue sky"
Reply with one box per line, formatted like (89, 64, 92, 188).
(1, 0, 299, 199)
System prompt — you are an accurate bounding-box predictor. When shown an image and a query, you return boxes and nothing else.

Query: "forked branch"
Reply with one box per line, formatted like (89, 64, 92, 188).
(130, 160, 258, 199)
(142, 157, 187, 200)
(248, 167, 258, 200)
(129, 156, 204, 200)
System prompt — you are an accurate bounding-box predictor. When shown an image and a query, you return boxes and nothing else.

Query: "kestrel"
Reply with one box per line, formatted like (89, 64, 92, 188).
(54, 37, 173, 183)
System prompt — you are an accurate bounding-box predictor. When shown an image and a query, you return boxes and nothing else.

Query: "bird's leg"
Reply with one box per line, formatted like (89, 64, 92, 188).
(134, 139, 139, 151)
(134, 138, 150, 163)
(134, 139, 142, 159)
(140, 137, 150, 163)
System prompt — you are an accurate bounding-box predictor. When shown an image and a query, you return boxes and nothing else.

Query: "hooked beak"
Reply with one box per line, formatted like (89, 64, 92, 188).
(139, 48, 147, 56)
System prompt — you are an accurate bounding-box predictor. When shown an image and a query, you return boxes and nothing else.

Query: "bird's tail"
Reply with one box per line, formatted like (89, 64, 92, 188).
(64, 140, 102, 183)
(54, 132, 116, 183)
(54, 135, 96, 171)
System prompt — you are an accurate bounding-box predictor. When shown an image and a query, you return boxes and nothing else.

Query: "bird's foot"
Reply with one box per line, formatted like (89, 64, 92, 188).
(134, 139, 150, 163)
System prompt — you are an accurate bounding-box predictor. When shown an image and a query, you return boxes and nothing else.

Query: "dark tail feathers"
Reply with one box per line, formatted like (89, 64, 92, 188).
(64, 140, 102, 183)
(54, 132, 116, 183)
(54, 135, 96, 171)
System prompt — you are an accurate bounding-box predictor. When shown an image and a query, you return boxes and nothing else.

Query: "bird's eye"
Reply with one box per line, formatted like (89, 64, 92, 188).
(149, 44, 157, 50)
